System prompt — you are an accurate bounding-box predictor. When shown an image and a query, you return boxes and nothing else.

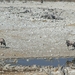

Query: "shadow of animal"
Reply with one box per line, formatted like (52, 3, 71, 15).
(66, 40, 75, 50)
(0, 46, 10, 49)
(0, 38, 6, 47)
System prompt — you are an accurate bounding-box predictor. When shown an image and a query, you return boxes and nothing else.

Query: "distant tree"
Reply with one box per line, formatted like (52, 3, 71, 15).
(0, 0, 3, 2)
(25, 0, 27, 3)
(5, 0, 10, 2)
(10, 0, 15, 3)
(41, 0, 43, 3)
(23, 0, 27, 3)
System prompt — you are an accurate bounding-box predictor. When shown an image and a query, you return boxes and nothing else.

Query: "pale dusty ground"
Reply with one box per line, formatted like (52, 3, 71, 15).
(0, 1, 75, 59)
(0, 72, 47, 75)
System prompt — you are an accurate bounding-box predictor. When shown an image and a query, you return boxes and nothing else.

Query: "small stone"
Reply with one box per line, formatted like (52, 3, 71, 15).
(32, 65, 37, 68)
(51, 48, 54, 50)
(40, 68, 43, 72)
(3, 64, 11, 70)
(50, 50, 51, 52)
(51, 54, 53, 56)
(1, 53, 4, 56)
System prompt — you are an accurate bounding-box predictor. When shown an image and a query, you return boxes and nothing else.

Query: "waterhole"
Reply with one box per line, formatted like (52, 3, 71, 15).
(3, 57, 75, 67)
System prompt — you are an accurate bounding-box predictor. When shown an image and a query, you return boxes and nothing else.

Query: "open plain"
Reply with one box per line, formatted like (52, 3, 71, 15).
(0, 1, 75, 58)
(0, 1, 75, 75)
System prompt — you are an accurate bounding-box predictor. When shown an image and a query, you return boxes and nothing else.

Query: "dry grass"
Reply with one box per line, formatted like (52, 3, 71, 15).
(67, 23, 75, 26)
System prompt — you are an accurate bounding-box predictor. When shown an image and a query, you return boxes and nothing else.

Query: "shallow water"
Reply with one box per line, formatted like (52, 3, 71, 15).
(4, 57, 74, 67)
(0, 57, 75, 75)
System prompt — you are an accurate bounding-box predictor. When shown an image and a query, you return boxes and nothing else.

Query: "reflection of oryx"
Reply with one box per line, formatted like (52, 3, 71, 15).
(66, 40, 75, 50)
(0, 38, 6, 47)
